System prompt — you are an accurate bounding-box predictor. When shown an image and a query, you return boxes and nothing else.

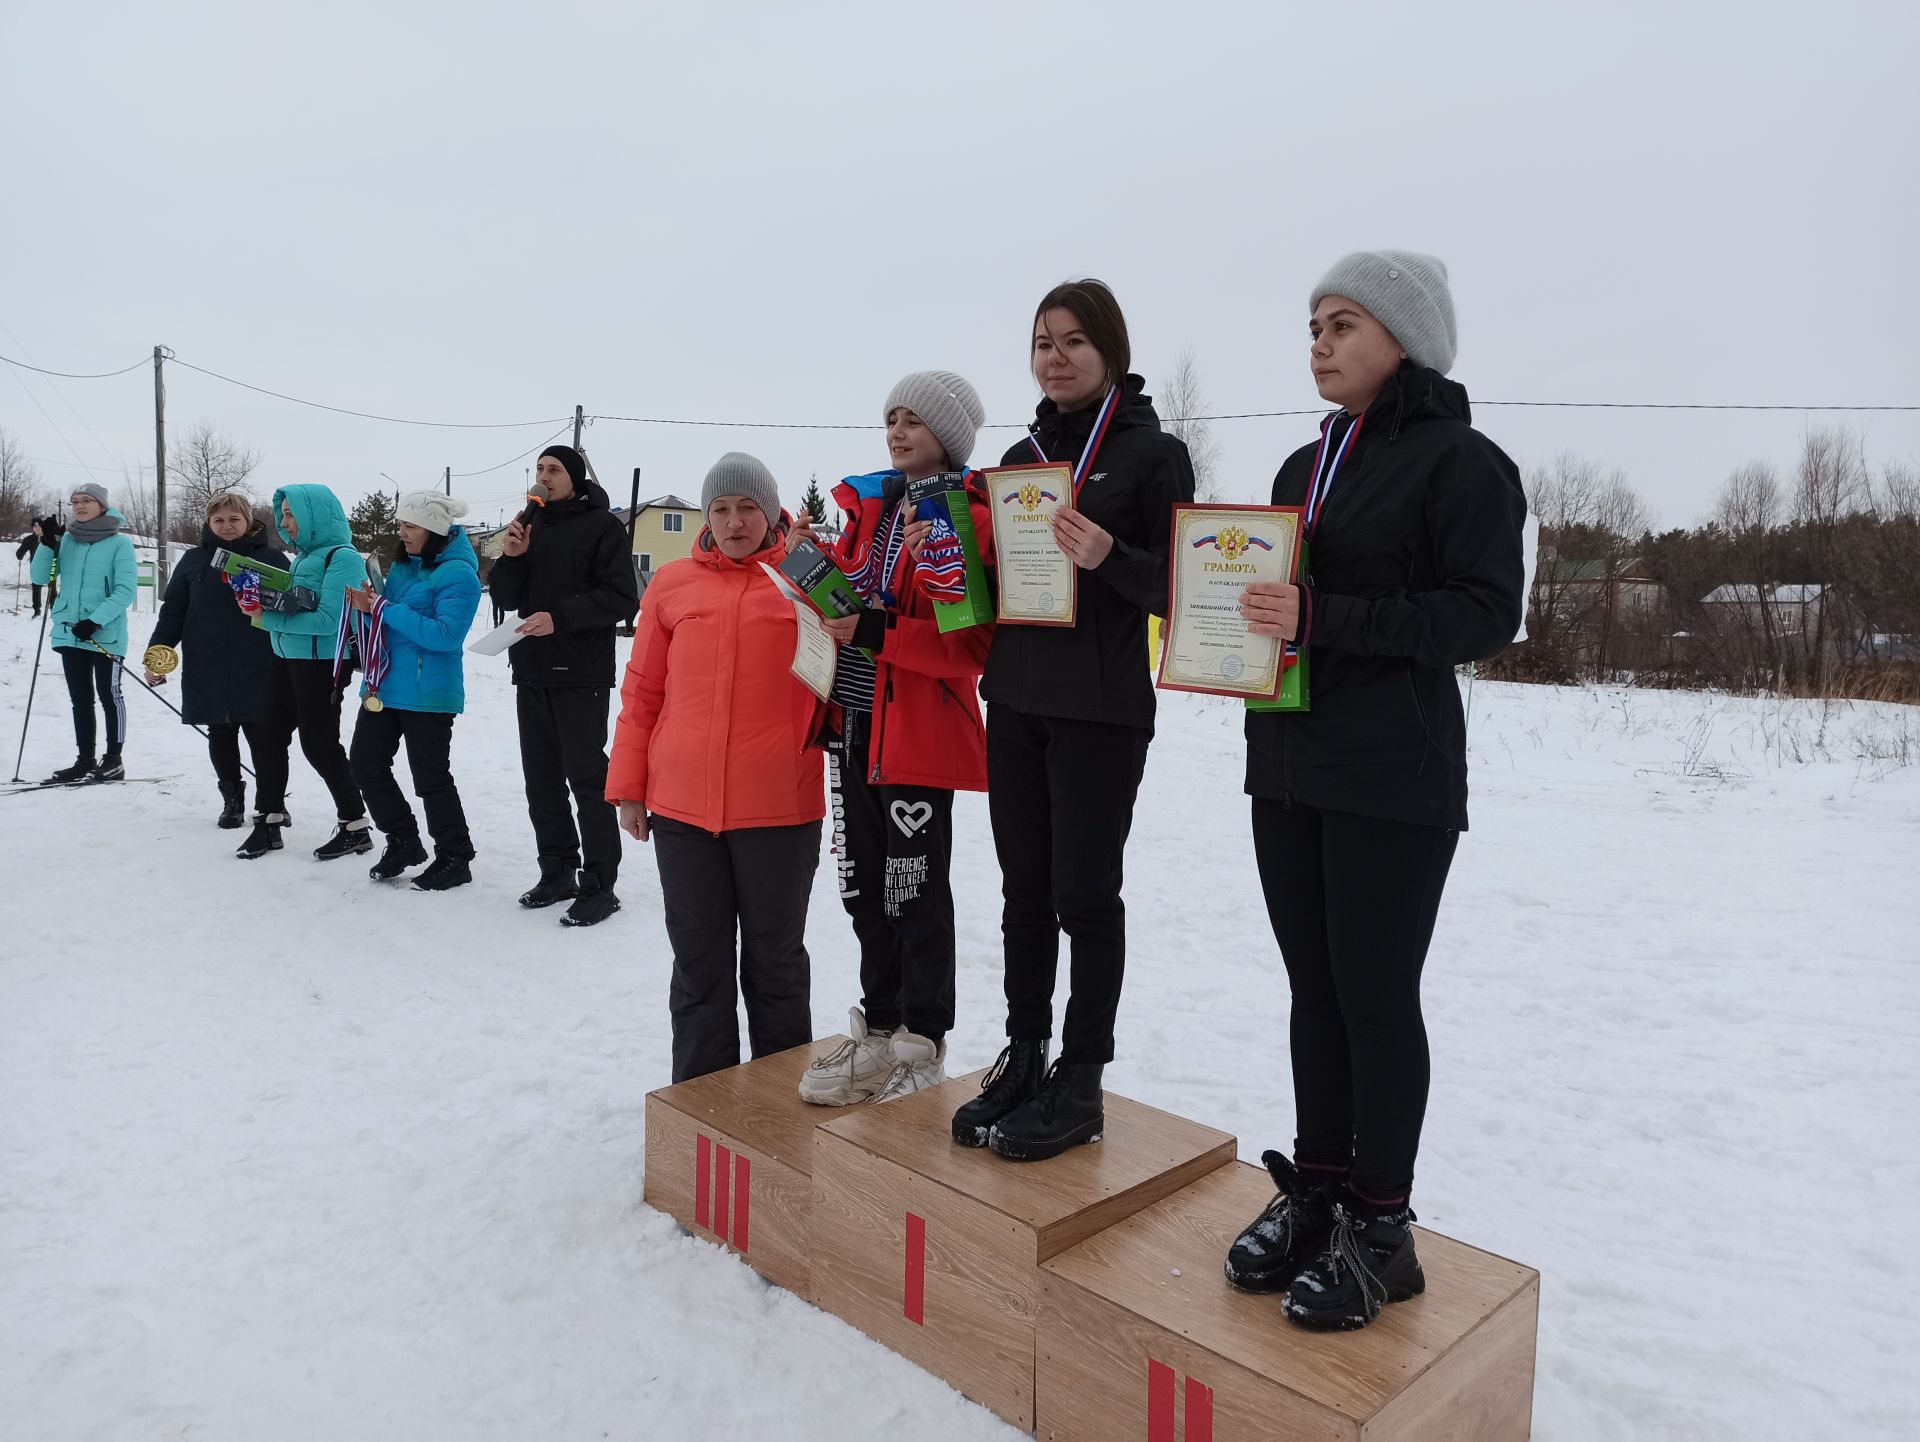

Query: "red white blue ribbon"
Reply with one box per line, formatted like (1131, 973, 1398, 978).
(1026, 385, 1120, 497)
(1304, 410, 1364, 536)
(334, 597, 392, 696)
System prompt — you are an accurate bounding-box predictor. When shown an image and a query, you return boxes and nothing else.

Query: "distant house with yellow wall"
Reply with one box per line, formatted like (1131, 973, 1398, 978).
(620, 494, 701, 578)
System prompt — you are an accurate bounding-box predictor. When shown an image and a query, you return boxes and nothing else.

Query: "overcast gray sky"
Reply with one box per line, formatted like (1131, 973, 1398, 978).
(4, 0, 1915, 531)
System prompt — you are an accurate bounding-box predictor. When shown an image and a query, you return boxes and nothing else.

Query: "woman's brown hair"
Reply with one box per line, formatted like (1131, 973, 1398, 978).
(1031, 278, 1131, 392)
(205, 491, 262, 535)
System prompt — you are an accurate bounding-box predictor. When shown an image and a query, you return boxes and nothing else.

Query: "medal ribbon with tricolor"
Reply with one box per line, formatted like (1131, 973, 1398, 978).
(1285, 410, 1364, 669)
(1026, 385, 1121, 498)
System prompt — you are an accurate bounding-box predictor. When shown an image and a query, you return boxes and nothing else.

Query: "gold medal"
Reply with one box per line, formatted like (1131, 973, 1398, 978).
(364, 694, 385, 713)
(143, 644, 180, 675)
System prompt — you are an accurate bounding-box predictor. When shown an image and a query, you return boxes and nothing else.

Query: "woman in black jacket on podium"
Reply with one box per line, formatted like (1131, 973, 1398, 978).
(951, 278, 1196, 1163)
(147, 493, 292, 830)
(1225, 252, 1526, 1331)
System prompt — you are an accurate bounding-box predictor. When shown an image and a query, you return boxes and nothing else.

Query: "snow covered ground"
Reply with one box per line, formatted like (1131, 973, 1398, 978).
(2, 599, 1916, 1442)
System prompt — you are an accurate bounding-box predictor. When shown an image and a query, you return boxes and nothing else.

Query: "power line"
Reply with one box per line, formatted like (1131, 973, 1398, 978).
(450, 423, 575, 478)
(0, 352, 148, 379)
(165, 357, 574, 431)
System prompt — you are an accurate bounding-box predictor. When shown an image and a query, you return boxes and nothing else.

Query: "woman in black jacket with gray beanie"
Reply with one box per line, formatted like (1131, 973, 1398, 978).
(1224, 252, 1526, 1330)
(951, 278, 1196, 1162)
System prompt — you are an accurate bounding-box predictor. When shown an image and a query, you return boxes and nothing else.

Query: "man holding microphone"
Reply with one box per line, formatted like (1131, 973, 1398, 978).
(489, 444, 639, 927)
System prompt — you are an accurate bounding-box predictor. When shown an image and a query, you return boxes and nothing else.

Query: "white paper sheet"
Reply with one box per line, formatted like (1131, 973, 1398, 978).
(468, 618, 527, 656)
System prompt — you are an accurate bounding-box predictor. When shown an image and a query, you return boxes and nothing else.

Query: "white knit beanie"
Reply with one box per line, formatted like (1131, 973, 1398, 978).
(1310, 251, 1458, 375)
(884, 370, 986, 469)
(397, 491, 470, 536)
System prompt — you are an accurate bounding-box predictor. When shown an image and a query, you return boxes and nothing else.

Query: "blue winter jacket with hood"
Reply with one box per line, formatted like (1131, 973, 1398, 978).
(361, 526, 482, 713)
(261, 485, 369, 661)
(34, 508, 139, 657)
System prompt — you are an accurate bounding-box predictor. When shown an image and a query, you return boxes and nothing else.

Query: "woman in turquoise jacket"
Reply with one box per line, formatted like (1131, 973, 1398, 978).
(35, 483, 138, 784)
(345, 492, 483, 890)
(234, 484, 370, 861)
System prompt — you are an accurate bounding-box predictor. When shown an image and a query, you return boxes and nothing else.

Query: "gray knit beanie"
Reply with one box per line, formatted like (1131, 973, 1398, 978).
(701, 452, 782, 525)
(1310, 251, 1457, 375)
(397, 490, 470, 537)
(74, 482, 110, 507)
(884, 370, 986, 469)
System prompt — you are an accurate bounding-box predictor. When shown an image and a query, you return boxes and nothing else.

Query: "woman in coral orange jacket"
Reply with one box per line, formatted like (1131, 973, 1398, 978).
(609, 453, 825, 1083)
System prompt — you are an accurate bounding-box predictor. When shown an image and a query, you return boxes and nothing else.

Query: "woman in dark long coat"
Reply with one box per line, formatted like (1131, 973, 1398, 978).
(148, 492, 292, 830)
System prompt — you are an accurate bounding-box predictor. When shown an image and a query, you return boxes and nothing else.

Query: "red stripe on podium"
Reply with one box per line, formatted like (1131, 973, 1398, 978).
(904, 1212, 926, 1325)
(733, 1156, 751, 1252)
(715, 1145, 732, 1243)
(1147, 1359, 1175, 1442)
(1185, 1374, 1214, 1441)
(694, 1134, 711, 1228)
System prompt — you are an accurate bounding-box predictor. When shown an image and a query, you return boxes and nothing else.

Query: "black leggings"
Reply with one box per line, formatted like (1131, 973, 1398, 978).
(986, 703, 1151, 1065)
(1251, 799, 1458, 1203)
(59, 646, 126, 759)
(207, 720, 290, 811)
(265, 657, 364, 821)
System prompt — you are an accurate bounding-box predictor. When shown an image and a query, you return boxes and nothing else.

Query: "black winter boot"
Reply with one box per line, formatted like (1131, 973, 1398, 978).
(236, 812, 289, 859)
(87, 755, 125, 783)
(1282, 1188, 1425, 1331)
(45, 757, 95, 784)
(560, 871, 620, 927)
(218, 786, 246, 829)
(412, 853, 473, 892)
(314, 818, 374, 861)
(369, 833, 428, 880)
(951, 1040, 1049, 1147)
(1224, 1152, 1339, 1293)
(518, 867, 579, 909)
(987, 1059, 1104, 1161)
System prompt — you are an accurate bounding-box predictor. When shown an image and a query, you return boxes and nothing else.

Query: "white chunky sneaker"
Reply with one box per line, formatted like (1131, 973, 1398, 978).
(868, 1030, 947, 1104)
(798, 1007, 896, 1106)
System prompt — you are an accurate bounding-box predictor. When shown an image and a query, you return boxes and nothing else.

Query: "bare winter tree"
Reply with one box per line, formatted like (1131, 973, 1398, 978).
(0, 426, 51, 540)
(1708, 461, 1786, 687)
(1792, 427, 1869, 686)
(1158, 347, 1224, 501)
(169, 420, 263, 521)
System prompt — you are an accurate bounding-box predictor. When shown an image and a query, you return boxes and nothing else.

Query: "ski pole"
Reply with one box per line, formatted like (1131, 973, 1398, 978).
(86, 638, 254, 779)
(8, 601, 52, 783)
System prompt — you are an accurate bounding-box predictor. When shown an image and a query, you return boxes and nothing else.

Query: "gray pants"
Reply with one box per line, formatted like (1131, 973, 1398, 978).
(652, 814, 822, 1083)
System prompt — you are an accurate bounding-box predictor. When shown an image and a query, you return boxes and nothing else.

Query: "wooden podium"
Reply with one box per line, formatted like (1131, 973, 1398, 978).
(808, 1070, 1236, 1431)
(1036, 1161, 1539, 1440)
(641, 1044, 1539, 1439)
(642, 1039, 837, 1301)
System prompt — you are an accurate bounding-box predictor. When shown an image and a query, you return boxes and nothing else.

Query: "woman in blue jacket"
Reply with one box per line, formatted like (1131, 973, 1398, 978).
(345, 492, 483, 890)
(34, 483, 138, 784)
(237, 484, 370, 860)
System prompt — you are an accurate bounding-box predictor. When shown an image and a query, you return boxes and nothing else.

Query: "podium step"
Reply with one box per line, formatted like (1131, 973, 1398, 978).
(809, 1069, 1236, 1431)
(644, 1039, 848, 1301)
(1036, 1161, 1539, 1441)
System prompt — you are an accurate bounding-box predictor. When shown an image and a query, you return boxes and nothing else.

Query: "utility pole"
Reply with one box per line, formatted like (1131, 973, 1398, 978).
(572, 404, 584, 452)
(153, 345, 169, 589)
(444, 465, 451, 497)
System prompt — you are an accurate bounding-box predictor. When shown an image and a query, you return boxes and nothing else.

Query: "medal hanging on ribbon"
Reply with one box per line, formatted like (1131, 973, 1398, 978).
(355, 600, 393, 711)
(1026, 385, 1121, 499)
(1282, 410, 1364, 674)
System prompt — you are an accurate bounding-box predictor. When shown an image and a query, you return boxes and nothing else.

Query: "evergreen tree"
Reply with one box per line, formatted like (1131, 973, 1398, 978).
(800, 472, 827, 523)
(350, 491, 400, 555)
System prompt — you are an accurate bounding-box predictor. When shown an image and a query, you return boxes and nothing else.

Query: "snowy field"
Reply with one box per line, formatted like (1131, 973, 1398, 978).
(2, 598, 1916, 1442)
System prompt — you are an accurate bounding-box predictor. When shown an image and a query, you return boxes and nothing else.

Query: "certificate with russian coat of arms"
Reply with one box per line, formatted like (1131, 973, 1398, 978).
(982, 462, 1077, 627)
(1158, 504, 1304, 698)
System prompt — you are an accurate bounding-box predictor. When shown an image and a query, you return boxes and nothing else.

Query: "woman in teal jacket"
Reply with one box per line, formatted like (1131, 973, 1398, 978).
(346, 492, 483, 890)
(35, 483, 138, 784)
(234, 484, 370, 860)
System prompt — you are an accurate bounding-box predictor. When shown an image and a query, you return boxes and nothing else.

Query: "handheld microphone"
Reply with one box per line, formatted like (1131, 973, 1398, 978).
(516, 481, 551, 529)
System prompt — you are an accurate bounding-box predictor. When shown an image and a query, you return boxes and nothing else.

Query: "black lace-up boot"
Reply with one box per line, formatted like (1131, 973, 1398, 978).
(950, 1040, 1048, 1146)
(1282, 1187, 1424, 1331)
(986, 1058, 1104, 1161)
(1224, 1152, 1339, 1293)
